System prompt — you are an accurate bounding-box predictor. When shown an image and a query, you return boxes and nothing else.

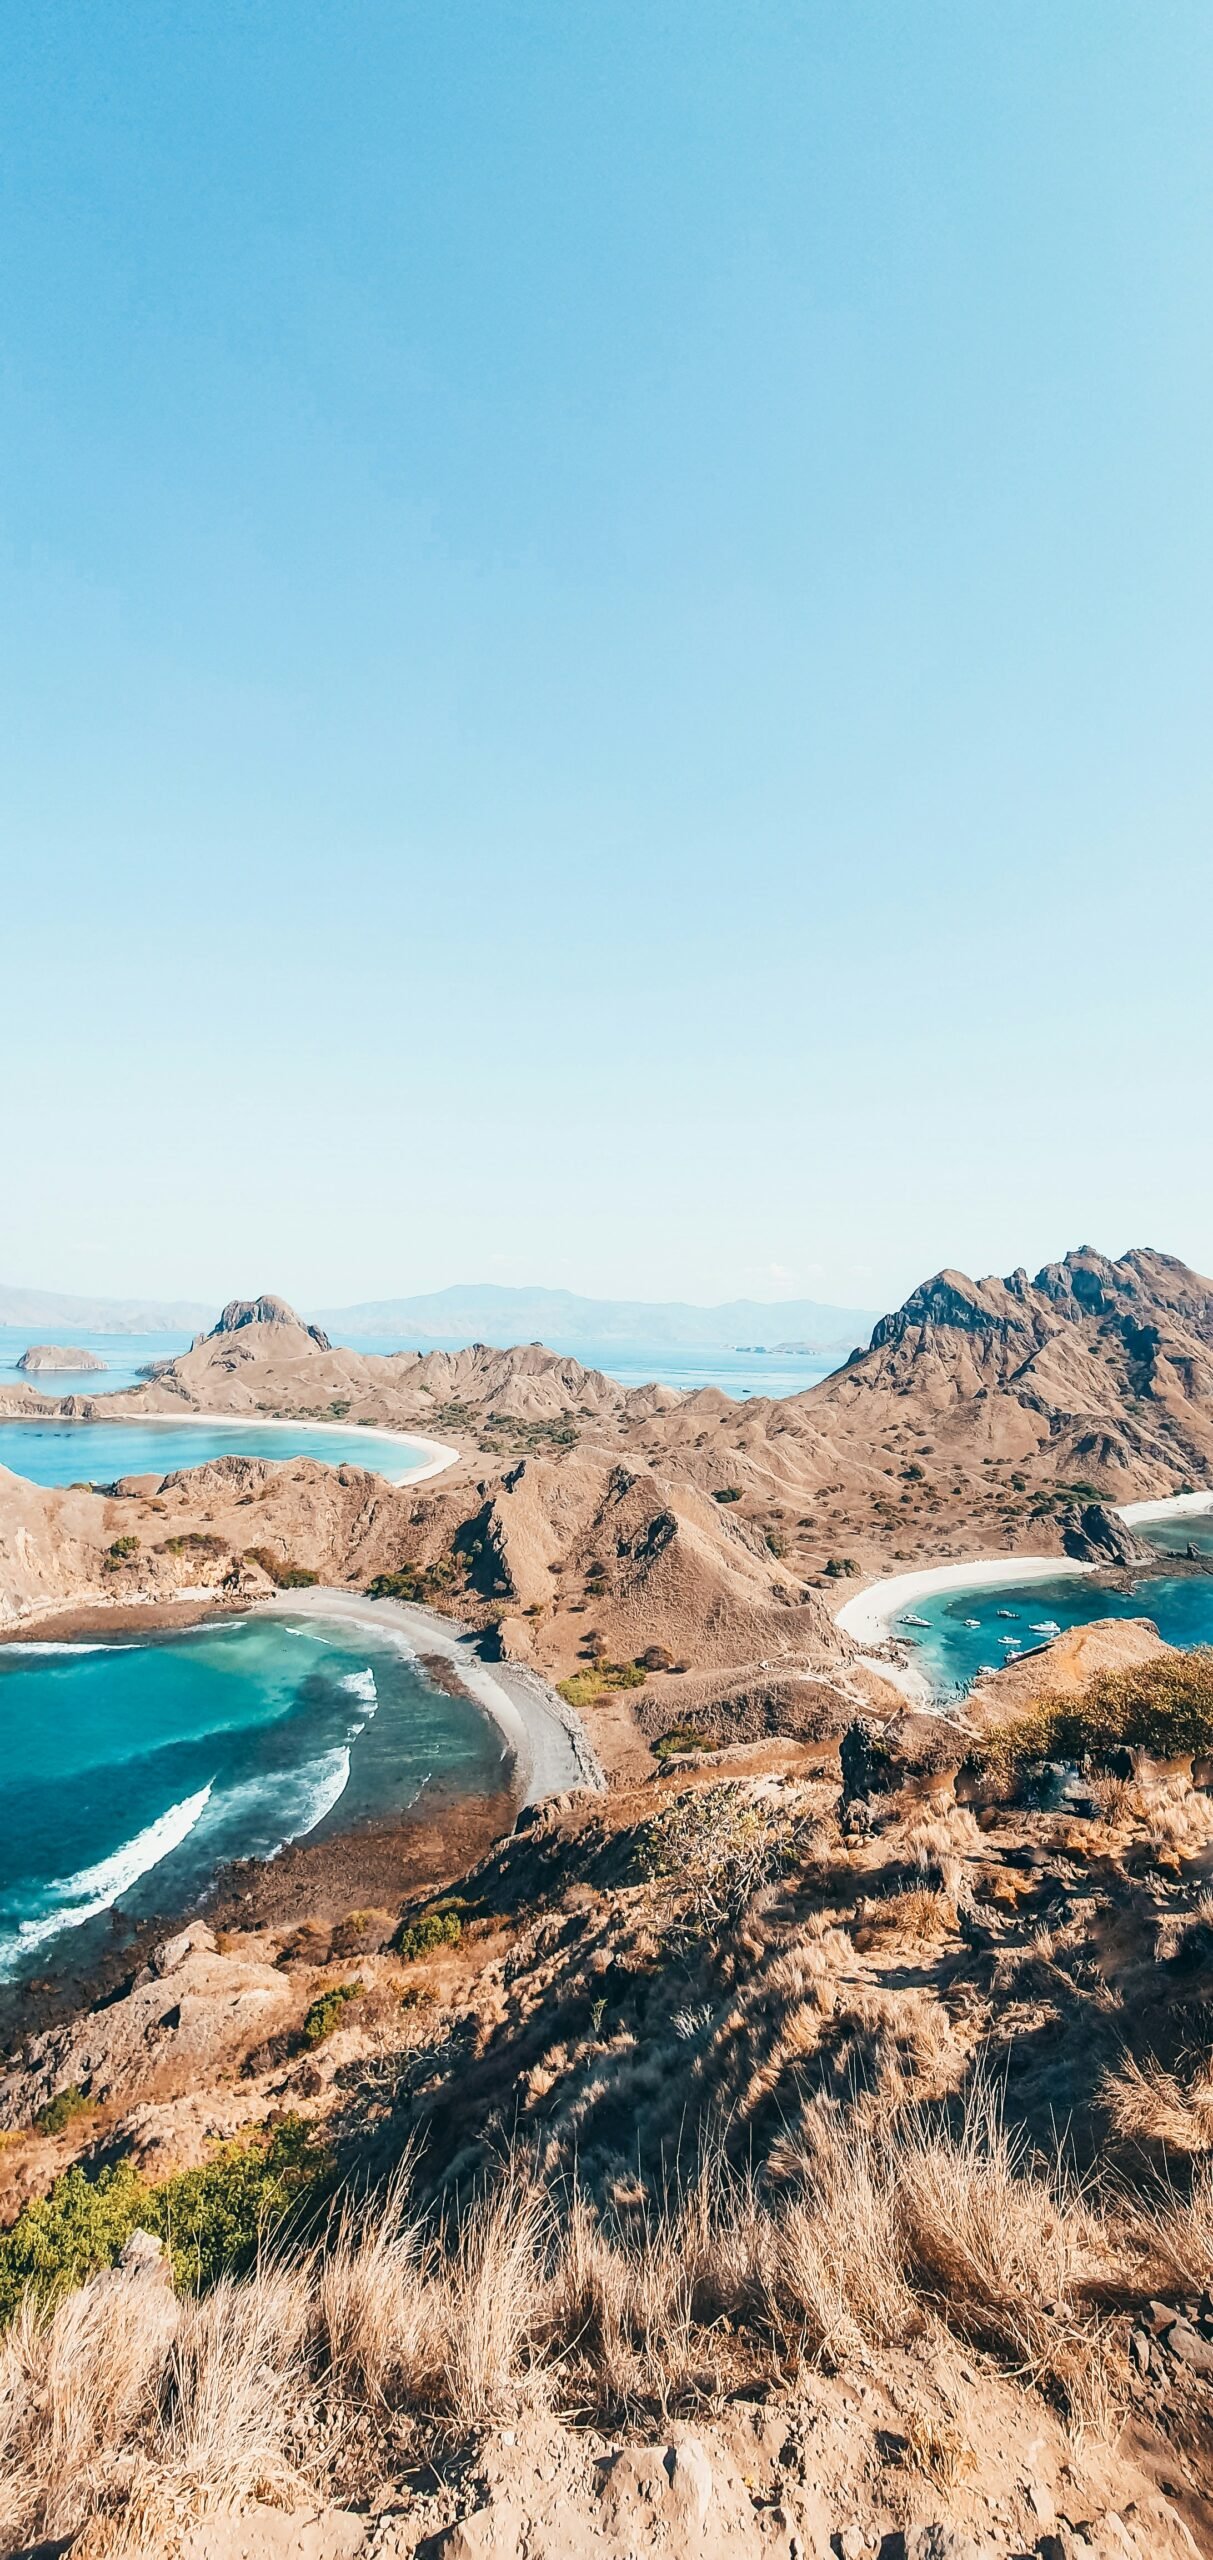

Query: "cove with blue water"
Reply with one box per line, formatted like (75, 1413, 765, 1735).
(896, 1511, 1213, 1698)
(0, 1613, 509, 1982)
(0, 1416, 437, 1488)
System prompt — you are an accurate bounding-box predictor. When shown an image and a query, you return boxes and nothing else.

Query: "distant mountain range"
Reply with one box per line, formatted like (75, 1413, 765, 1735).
(309, 1285, 883, 1354)
(0, 1281, 882, 1356)
(0, 1285, 216, 1334)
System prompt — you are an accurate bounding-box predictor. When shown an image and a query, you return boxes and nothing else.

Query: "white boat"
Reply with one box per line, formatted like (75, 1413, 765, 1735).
(996, 1609, 1017, 1619)
(963, 1618, 980, 1628)
(997, 1635, 1021, 1648)
(900, 1613, 931, 1628)
(1029, 1620, 1061, 1635)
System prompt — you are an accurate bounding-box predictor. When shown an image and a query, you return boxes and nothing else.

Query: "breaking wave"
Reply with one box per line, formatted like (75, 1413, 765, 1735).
(0, 1783, 214, 1975)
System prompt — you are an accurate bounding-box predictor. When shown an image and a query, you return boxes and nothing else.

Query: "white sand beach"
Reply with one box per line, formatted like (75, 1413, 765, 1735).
(834, 1554, 1097, 1649)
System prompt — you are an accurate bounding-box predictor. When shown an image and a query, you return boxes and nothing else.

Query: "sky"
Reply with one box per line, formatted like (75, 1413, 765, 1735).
(2, 2, 1211, 1316)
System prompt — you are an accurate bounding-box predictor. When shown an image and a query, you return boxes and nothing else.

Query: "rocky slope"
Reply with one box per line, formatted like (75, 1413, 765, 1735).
(3, 1625, 1213, 2556)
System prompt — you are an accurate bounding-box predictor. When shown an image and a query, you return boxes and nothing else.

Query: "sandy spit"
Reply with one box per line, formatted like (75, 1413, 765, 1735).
(255, 1587, 605, 1804)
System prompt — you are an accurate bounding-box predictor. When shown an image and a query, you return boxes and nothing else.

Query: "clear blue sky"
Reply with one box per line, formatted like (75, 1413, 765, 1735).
(3, 3, 1211, 1313)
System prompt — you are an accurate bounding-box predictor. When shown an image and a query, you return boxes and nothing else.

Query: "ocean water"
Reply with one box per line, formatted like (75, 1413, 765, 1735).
(0, 1614, 507, 1980)
(0, 1326, 847, 1405)
(900, 1512, 1213, 1697)
(0, 1415, 437, 1489)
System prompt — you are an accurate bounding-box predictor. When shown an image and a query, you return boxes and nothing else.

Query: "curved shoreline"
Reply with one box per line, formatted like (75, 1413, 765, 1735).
(255, 1586, 604, 1804)
(0, 1406, 460, 1488)
(834, 1553, 1098, 1649)
(834, 1487, 1213, 1684)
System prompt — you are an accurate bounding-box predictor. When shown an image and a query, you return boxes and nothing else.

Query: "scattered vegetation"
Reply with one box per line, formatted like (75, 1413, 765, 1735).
(367, 1558, 465, 1604)
(651, 1727, 709, 1760)
(0, 2117, 328, 2327)
(158, 1530, 225, 1558)
(712, 1486, 742, 1504)
(824, 1555, 860, 1577)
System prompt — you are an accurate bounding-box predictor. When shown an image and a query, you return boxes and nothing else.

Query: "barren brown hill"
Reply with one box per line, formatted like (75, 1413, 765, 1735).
(4, 1254, 1213, 1761)
(4, 1630, 1213, 2555)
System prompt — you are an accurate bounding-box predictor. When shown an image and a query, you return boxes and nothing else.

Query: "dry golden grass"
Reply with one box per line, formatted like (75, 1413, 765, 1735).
(1102, 2050, 1213, 2155)
(855, 1885, 960, 1945)
(0, 2074, 1180, 2549)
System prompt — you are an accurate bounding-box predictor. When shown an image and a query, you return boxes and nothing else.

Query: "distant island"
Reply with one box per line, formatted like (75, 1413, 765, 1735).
(15, 1343, 106, 1372)
(733, 1340, 834, 1356)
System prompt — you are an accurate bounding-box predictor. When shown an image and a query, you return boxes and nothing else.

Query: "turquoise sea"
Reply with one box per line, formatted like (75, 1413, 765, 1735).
(0, 1614, 506, 1981)
(0, 1415, 435, 1489)
(899, 1512, 1213, 1697)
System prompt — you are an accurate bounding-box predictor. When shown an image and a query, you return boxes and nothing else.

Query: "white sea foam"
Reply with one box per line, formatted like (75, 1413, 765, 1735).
(255, 1747, 352, 1851)
(0, 1783, 214, 1975)
(340, 1668, 377, 1708)
(193, 1747, 354, 1864)
(1, 1642, 136, 1656)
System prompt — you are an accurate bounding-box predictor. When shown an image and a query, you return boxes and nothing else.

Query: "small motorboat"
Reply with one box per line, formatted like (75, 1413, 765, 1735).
(1029, 1620, 1061, 1635)
(996, 1608, 1017, 1619)
(900, 1613, 931, 1628)
(997, 1635, 1021, 1648)
(963, 1618, 980, 1628)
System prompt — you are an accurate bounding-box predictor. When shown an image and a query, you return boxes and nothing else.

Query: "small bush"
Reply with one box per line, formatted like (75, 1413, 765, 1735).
(243, 1547, 319, 1588)
(301, 1981, 364, 2045)
(557, 1662, 646, 1709)
(713, 1487, 742, 1504)
(0, 2117, 329, 2324)
(639, 1644, 675, 1672)
(102, 1536, 140, 1571)
(652, 1728, 709, 1760)
(640, 1784, 803, 1932)
(33, 2086, 92, 2137)
(395, 1910, 463, 1963)
(824, 1556, 860, 1578)
(366, 1558, 463, 1603)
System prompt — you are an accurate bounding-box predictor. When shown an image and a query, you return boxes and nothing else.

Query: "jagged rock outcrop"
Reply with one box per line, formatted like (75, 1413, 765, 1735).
(0, 1923, 291, 2126)
(1059, 1501, 1156, 1566)
(197, 1295, 333, 1352)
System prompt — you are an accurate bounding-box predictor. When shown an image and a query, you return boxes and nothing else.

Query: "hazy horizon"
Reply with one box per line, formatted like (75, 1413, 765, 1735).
(3, 5, 1210, 1300)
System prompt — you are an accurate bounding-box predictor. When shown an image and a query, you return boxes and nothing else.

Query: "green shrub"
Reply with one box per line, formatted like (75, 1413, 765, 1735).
(102, 1536, 140, 1571)
(652, 1728, 709, 1759)
(301, 1980, 364, 2045)
(0, 2117, 328, 2325)
(713, 1487, 742, 1504)
(33, 2085, 91, 2136)
(978, 1651, 1213, 1774)
(395, 1909, 462, 1963)
(557, 1661, 645, 1709)
(243, 1547, 318, 1588)
(824, 1556, 859, 1578)
(366, 1558, 463, 1604)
